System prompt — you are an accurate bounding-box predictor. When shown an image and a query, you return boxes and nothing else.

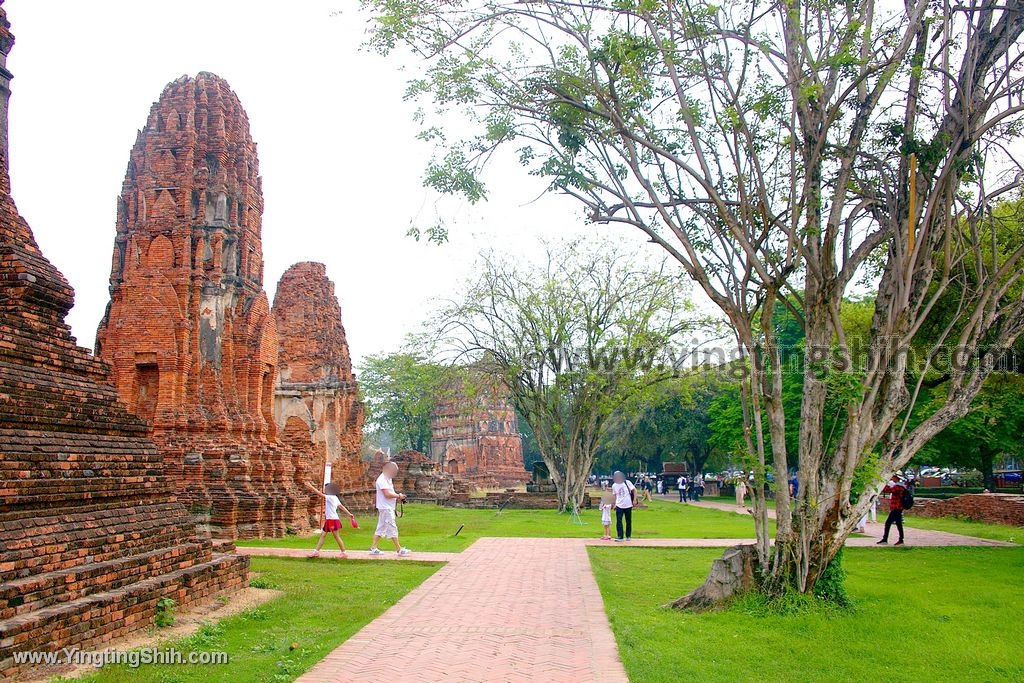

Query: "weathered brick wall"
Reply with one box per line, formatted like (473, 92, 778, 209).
(908, 493, 1024, 526)
(272, 262, 371, 512)
(94, 73, 308, 538)
(430, 375, 529, 488)
(368, 450, 456, 503)
(0, 12, 247, 678)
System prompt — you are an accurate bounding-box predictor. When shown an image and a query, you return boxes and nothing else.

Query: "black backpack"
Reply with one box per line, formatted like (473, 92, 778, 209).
(901, 488, 915, 510)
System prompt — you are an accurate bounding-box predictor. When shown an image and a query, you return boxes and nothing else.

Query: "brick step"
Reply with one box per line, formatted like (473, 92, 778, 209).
(0, 552, 249, 680)
(0, 504, 198, 582)
(0, 541, 212, 620)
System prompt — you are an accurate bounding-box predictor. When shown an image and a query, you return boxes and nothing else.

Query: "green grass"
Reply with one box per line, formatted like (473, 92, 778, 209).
(72, 556, 440, 682)
(903, 515, 1023, 544)
(589, 546, 1024, 683)
(236, 499, 769, 552)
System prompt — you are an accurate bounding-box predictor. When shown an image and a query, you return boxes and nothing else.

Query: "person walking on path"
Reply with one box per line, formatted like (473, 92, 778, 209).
(877, 475, 908, 546)
(304, 481, 355, 558)
(735, 477, 748, 508)
(369, 461, 412, 556)
(677, 476, 686, 502)
(611, 471, 636, 542)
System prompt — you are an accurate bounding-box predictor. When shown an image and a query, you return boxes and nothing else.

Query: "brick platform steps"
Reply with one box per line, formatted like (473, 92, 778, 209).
(0, 552, 247, 679)
(0, 541, 212, 620)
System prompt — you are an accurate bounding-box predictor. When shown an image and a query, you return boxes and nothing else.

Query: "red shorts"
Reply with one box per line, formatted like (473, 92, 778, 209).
(322, 519, 342, 532)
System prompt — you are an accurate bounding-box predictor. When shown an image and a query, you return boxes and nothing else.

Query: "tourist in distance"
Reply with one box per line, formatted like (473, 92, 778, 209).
(735, 475, 748, 508)
(304, 481, 355, 559)
(877, 474, 909, 546)
(678, 476, 686, 502)
(369, 461, 412, 556)
(611, 471, 636, 542)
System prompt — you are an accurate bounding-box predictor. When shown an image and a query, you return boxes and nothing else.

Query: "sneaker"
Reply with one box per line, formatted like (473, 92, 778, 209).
(613, 538, 624, 542)
(894, 540, 905, 546)
(336, 552, 348, 559)
(368, 547, 383, 555)
(876, 540, 888, 545)
(308, 550, 320, 558)
(397, 548, 411, 556)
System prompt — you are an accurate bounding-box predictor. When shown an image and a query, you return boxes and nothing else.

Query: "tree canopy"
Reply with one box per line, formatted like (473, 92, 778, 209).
(363, 0, 1024, 601)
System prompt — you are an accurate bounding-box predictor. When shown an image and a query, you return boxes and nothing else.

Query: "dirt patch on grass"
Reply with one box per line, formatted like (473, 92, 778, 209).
(25, 586, 282, 682)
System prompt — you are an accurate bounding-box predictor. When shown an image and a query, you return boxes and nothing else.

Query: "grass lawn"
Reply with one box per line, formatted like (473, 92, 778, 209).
(71, 556, 441, 683)
(236, 499, 768, 552)
(589, 546, 1024, 683)
(903, 515, 1023, 544)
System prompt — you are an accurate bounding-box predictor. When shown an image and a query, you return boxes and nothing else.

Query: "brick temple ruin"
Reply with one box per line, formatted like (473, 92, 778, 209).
(0, 8, 248, 677)
(94, 73, 310, 538)
(369, 450, 457, 503)
(272, 262, 372, 512)
(430, 374, 529, 488)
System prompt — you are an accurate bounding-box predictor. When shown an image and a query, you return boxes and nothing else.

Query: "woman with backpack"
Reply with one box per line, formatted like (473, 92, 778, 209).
(877, 474, 912, 545)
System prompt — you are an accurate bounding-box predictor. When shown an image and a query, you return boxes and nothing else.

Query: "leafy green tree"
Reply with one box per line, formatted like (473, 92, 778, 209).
(358, 352, 449, 453)
(363, 0, 1024, 603)
(436, 239, 696, 511)
(600, 372, 727, 475)
(919, 375, 1024, 490)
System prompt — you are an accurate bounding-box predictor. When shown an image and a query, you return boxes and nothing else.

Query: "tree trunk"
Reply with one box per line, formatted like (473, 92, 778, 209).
(669, 544, 757, 610)
(980, 446, 995, 491)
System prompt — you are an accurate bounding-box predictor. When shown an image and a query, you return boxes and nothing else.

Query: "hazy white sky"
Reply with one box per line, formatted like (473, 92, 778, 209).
(5, 0, 662, 365)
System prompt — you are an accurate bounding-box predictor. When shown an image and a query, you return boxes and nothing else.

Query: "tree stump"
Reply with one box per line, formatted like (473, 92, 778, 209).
(668, 544, 757, 611)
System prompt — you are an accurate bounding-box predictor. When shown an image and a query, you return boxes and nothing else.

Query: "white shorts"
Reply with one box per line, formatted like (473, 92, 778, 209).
(375, 508, 399, 538)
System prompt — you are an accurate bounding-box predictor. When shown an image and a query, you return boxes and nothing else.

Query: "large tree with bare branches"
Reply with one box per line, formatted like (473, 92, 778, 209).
(437, 239, 695, 512)
(361, 0, 1024, 602)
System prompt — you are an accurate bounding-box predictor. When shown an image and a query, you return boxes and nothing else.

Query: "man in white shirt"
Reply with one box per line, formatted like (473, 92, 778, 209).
(369, 461, 411, 556)
(611, 470, 636, 542)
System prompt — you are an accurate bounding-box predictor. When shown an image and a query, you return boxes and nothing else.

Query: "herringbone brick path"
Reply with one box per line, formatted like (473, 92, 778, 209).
(297, 537, 628, 683)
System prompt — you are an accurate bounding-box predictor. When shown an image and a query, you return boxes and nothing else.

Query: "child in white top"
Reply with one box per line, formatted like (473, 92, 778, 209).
(304, 481, 355, 558)
(600, 500, 613, 540)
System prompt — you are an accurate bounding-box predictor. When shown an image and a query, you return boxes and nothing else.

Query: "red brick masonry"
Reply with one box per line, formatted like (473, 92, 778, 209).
(272, 262, 371, 513)
(908, 493, 1024, 526)
(94, 73, 309, 538)
(430, 374, 529, 488)
(0, 11, 247, 678)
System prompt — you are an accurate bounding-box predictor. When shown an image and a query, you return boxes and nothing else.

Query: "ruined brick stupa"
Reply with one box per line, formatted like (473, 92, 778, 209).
(272, 262, 371, 513)
(0, 9, 247, 677)
(95, 72, 308, 537)
(430, 373, 529, 488)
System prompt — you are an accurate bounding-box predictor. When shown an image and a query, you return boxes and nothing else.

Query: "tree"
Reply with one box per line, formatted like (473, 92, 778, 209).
(599, 372, 727, 475)
(363, 0, 1024, 603)
(358, 352, 449, 453)
(436, 239, 695, 511)
(918, 373, 1024, 490)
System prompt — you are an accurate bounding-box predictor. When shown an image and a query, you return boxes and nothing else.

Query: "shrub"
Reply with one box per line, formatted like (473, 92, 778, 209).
(154, 597, 176, 628)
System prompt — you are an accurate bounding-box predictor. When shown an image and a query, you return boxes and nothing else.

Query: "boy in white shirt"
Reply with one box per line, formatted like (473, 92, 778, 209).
(369, 461, 412, 556)
(304, 481, 355, 558)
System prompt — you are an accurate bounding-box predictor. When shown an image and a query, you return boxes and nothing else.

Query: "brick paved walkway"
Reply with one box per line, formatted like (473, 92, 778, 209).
(670, 498, 1013, 547)
(246, 510, 1009, 683)
(296, 537, 628, 683)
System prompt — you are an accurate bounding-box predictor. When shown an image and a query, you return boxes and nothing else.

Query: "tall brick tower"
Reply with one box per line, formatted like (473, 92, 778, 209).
(272, 262, 371, 514)
(430, 373, 529, 488)
(95, 73, 307, 538)
(0, 8, 247, 678)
